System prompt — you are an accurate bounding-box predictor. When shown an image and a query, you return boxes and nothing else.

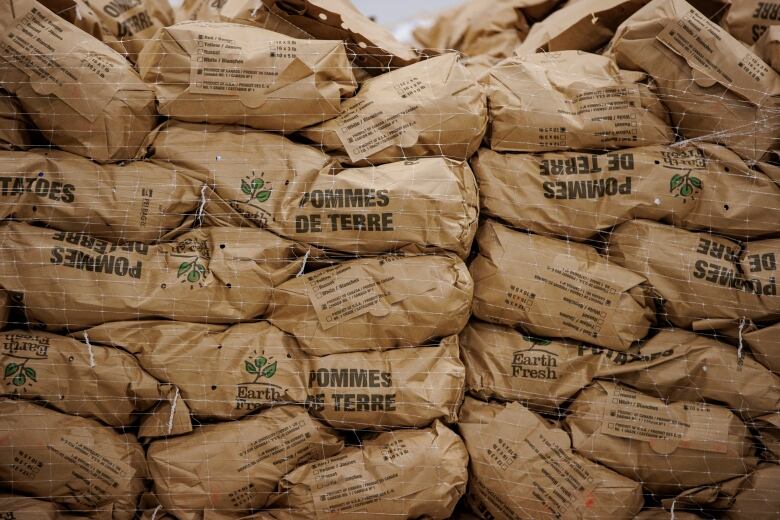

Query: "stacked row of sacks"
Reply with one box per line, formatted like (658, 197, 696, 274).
(417, 0, 780, 518)
(0, 1, 778, 520)
(0, 1, 484, 519)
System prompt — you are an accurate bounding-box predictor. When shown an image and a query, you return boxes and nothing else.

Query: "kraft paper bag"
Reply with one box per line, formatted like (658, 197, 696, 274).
(596, 328, 780, 418)
(204, 156, 480, 258)
(606, 0, 780, 162)
(40, 0, 170, 63)
(412, 0, 537, 60)
(473, 143, 780, 241)
(0, 398, 147, 520)
(459, 397, 644, 520)
(460, 320, 605, 413)
(516, 0, 650, 54)
(607, 219, 780, 328)
(0, 223, 304, 329)
(0, 329, 192, 437)
(488, 51, 673, 152)
(470, 220, 655, 351)
(77, 320, 466, 430)
(754, 25, 780, 72)
(0, 0, 157, 162)
(722, 0, 780, 44)
(260, 0, 419, 72)
(0, 149, 204, 242)
(145, 121, 480, 257)
(301, 53, 487, 166)
(265, 420, 468, 519)
(743, 321, 780, 373)
(137, 22, 357, 132)
(268, 253, 473, 355)
(565, 381, 758, 494)
(147, 406, 343, 520)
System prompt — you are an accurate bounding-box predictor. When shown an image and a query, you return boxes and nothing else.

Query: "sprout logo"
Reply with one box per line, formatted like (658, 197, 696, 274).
(240, 172, 272, 206)
(235, 354, 283, 411)
(244, 355, 277, 381)
(669, 169, 702, 201)
(177, 257, 207, 284)
(3, 360, 36, 387)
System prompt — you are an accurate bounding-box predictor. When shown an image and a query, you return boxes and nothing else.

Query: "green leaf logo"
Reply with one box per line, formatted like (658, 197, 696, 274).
(245, 356, 277, 381)
(177, 258, 208, 285)
(262, 361, 277, 378)
(523, 335, 552, 346)
(4, 363, 18, 378)
(669, 170, 703, 200)
(242, 174, 272, 205)
(4, 361, 35, 386)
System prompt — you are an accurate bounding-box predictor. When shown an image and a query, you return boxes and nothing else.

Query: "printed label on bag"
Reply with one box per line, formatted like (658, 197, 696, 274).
(602, 385, 730, 453)
(532, 254, 622, 340)
(306, 264, 391, 329)
(189, 35, 282, 95)
(0, 3, 121, 121)
(483, 406, 599, 520)
(657, 7, 777, 105)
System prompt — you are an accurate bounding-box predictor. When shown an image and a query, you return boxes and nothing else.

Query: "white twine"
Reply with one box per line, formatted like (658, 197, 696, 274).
(195, 184, 208, 221)
(83, 331, 95, 368)
(167, 387, 180, 435)
(296, 249, 311, 277)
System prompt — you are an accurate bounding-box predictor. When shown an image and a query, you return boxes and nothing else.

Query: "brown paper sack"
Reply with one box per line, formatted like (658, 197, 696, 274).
(0, 90, 35, 151)
(607, 219, 780, 328)
(459, 397, 644, 520)
(0, 223, 303, 329)
(147, 406, 343, 519)
(743, 321, 780, 373)
(0, 0, 157, 162)
(754, 25, 780, 72)
(606, 0, 780, 162)
(266, 420, 468, 519)
(75, 320, 303, 420)
(412, 0, 538, 60)
(76, 320, 465, 429)
(473, 143, 780, 241)
(302, 334, 464, 429)
(0, 149, 204, 242)
(565, 381, 758, 494)
(596, 328, 780, 418)
(268, 253, 473, 355)
(41, 0, 170, 63)
(205, 156, 480, 258)
(300, 53, 487, 165)
(460, 320, 606, 412)
(487, 51, 673, 153)
(0, 494, 63, 519)
(145, 121, 479, 257)
(138, 22, 356, 133)
(516, 0, 648, 54)
(0, 329, 192, 437)
(217, 0, 313, 38)
(722, 0, 780, 44)
(260, 0, 419, 72)
(751, 412, 780, 459)
(719, 463, 780, 519)
(657, 463, 780, 517)
(0, 399, 147, 519)
(470, 220, 655, 351)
